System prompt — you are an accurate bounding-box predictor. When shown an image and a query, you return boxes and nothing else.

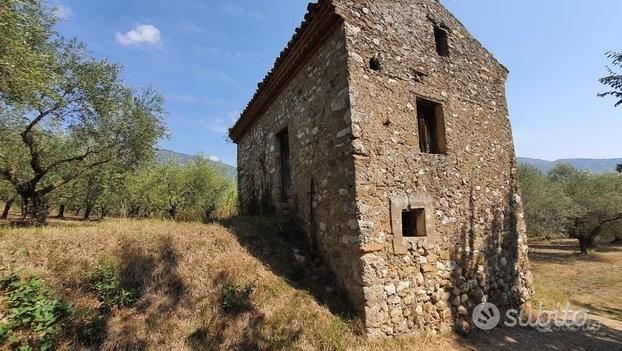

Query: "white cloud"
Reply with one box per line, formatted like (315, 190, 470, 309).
(116, 24, 161, 47)
(208, 155, 221, 162)
(54, 4, 73, 20)
(199, 111, 239, 134)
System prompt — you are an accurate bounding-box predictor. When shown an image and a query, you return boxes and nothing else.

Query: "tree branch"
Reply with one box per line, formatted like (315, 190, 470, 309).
(43, 145, 111, 174)
(601, 213, 622, 226)
(39, 158, 112, 195)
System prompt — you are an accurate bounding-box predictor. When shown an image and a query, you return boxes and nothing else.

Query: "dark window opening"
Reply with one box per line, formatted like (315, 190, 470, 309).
(417, 98, 447, 154)
(434, 26, 450, 57)
(369, 56, 382, 71)
(402, 208, 427, 237)
(277, 129, 291, 200)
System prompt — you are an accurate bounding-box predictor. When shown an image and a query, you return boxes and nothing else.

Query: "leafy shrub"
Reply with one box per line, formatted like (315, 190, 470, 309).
(221, 281, 254, 314)
(87, 260, 138, 310)
(0, 274, 72, 351)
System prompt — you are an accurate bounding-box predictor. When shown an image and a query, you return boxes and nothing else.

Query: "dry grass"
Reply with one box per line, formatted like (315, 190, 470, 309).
(0, 218, 466, 351)
(1, 217, 621, 350)
(529, 238, 622, 322)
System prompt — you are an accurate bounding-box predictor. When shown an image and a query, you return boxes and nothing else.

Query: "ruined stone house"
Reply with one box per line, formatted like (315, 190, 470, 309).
(229, 0, 533, 337)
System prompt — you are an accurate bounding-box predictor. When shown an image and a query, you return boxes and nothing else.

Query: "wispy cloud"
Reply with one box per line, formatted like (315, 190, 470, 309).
(168, 93, 198, 105)
(54, 4, 73, 20)
(220, 3, 263, 20)
(178, 20, 206, 33)
(199, 110, 239, 134)
(168, 93, 227, 107)
(116, 24, 162, 47)
(192, 45, 248, 61)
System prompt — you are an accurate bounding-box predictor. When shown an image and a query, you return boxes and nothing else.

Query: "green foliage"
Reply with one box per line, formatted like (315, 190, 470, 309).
(617, 163, 622, 173)
(0, 274, 71, 351)
(518, 165, 574, 237)
(87, 260, 138, 310)
(221, 281, 254, 314)
(0, 0, 57, 105)
(0, 178, 16, 201)
(520, 164, 622, 250)
(0, 1, 167, 225)
(599, 51, 622, 107)
(119, 158, 236, 221)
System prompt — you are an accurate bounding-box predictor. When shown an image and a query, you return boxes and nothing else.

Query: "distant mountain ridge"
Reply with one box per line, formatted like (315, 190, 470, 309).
(157, 149, 236, 178)
(518, 157, 622, 173)
(156, 150, 619, 176)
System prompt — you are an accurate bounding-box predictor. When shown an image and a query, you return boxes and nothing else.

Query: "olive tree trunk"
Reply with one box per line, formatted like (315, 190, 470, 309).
(1, 198, 15, 220)
(56, 204, 65, 219)
(21, 193, 49, 226)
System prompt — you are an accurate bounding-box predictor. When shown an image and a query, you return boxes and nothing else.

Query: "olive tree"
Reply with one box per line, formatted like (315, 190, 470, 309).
(599, 51, 622, 107)
(187, 158, 234, 222)
(518, 165, 574, 238)
(0, 179, 16, 219)
(0, 0, 57, 105)
(0, 43, 166, 225)
(559, 169, 622, 254)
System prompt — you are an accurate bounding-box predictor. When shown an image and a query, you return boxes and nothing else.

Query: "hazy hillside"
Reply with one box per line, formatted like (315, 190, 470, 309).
(157, 149, 236, 178)
(518, 157, 622, 173)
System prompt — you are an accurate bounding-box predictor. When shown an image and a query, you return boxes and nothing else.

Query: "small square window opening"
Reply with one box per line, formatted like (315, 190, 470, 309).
(401, 208, 427, 237)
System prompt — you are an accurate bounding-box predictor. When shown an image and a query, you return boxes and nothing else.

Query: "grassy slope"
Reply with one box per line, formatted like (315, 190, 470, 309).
(0, 218, 466, 351)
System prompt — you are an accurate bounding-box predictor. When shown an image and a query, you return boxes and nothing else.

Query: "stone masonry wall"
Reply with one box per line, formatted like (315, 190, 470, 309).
(236, 26, 366, 309)
(334, 0, 533, 337)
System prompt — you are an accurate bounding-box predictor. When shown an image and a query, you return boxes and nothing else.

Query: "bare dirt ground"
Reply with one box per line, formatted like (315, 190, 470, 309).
(0, 216, 621, 350)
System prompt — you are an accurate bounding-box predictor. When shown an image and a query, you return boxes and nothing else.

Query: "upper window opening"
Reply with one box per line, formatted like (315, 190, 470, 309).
(416, 98, 447, 155)
(277, 128, 291, 200)
(434, 25, 450, 57)
(402, 208, 427, 237)
(369, 56, 382, 71)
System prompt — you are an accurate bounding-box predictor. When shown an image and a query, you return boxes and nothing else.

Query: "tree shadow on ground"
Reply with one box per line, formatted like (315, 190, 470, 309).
(223, 216, 357, 321)
(529, 242, 622, 254)
(462, 321, 622, 351)
(571, 300, 622, 322)
(186, 270, 302, 351)
(528, 250, 610, 264)
(77, 236, 188, 351)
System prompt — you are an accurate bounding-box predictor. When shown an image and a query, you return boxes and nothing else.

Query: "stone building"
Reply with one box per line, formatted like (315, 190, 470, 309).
(229, 0, 533, 337)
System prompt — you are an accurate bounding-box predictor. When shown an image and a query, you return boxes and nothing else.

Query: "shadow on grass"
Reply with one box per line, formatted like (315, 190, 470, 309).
(222, 216, 357, 321)
(77, 236, 188, 350)
(462, 321, 622, 351)
(529, 242, 622, 254)
(528, 250, 610, 264)
(571, 300, 622, 323)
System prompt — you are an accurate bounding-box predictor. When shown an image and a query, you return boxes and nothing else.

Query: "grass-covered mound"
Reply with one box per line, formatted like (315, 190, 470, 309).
(0, 218, 462, 351)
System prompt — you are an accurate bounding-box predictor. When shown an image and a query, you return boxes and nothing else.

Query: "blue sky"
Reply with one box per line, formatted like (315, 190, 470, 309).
(54, 0, 622, 165)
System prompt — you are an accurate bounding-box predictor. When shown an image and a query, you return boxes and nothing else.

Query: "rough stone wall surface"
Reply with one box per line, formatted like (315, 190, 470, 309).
(235, 26, 366, 308)
(334, 0, 533, 337)
(235, 0, 533, 338)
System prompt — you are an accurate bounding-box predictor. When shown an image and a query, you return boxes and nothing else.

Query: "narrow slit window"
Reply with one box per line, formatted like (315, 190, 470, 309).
(434, 26, 450, 57)
(277, 129, 291, 200)
(416, 98, 447, 154)
(402, 208, 427, 237)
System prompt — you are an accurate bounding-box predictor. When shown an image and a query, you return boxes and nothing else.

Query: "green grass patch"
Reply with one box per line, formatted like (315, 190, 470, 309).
(0, 274, 72, 351)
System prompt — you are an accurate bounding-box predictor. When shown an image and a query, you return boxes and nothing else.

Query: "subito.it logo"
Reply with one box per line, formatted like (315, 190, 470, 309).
(472, 302, 501, 330)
